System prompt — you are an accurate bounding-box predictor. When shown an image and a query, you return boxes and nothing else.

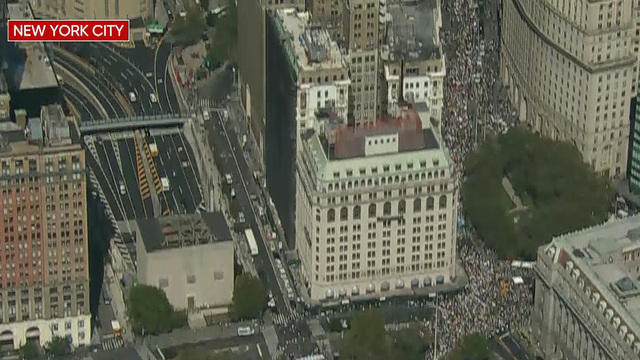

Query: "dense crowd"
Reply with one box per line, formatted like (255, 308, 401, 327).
(425, 0, 535, 357)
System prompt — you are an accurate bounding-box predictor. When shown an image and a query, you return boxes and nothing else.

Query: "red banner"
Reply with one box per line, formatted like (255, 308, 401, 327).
(8, 20, 129, 42)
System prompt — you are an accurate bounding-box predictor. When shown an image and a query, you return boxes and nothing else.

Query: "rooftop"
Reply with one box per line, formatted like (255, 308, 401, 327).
(545, 215, 640, 344)
(6, 2, 59, 90)
(301, 106, 452, 182)
(137, 212, 231, 253)
(275, 9, 347, 73)
(0, 104, 78, 155)
(387, 0, 441, 61)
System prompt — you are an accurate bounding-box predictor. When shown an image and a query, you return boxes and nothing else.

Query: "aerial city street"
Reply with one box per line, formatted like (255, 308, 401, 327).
(1, 0, 640, 359)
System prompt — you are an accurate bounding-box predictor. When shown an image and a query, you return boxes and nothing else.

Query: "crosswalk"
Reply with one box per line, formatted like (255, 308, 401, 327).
(101, 336, 125, 351)
(272, 312, 302, 326)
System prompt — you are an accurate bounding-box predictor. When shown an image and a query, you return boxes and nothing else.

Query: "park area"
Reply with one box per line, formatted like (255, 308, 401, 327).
(462, 127, 613, 259)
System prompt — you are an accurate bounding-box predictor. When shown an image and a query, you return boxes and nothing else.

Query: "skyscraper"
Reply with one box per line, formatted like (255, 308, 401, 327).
(501, 0, 639, 177)
(0, 105, 90, 349)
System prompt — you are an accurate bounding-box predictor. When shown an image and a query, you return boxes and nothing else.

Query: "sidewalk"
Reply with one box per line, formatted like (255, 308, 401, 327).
(105, 264, 134, 343)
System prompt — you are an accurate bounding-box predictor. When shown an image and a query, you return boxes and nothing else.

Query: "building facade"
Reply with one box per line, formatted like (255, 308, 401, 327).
(630, 81, 640, 192)
(273, 9, 351, 137)
(533, 215, 640, 359)
(30, 0, 152, 20)
(381, 0, 445, 126)
(295, 106, 457, 301)
(135, 213, 234, 311)
(0, 104, 90, 349)
(501, 0, 639, 177)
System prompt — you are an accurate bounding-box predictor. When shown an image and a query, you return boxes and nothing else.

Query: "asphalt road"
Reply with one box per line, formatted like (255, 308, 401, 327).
(86, 129, 204, 222)
(206, 110, 293, 316)
(61, 84, 102, 121)
(54, 50, 127, 119)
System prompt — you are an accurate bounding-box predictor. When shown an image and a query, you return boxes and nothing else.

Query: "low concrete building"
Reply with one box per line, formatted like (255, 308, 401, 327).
(534, 215, 640, 359)
(134, 212, 234, 312)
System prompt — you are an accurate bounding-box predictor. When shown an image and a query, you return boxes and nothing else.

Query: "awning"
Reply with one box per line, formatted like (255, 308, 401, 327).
(411, 278, 419, 287)
(325, 289, 334, 299)
(424, 277, 432, 287)
(436, 275, 445, 284)
(381, 281, 390, 291)
(366, 283, 375, 293)
(512, 276, 524, 285)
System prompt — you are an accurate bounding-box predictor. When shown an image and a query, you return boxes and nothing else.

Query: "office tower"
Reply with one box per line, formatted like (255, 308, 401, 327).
(381, 0, 445, 126)
(501, 0, 639, 177)
(0, 104, 90, 349)
(29, 0, 152, 19)
(309, 0, 347, 44)
(345, 0, 380, 127)
(533, 215, 640, 359)
(295, 104, 458, 301)
(629, 76, 640, 192)
(0, 76, 9, 122)
(266, 8, 351, 248)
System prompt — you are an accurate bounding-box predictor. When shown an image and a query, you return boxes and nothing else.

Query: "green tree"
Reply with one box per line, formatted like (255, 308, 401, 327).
(170, 5, 206, 44)
(230, 273, 266, 320)
(390, 328, 425, 360)
(45, 336, 70, 357)
(19, 342, 40, 360)
(200, 0, 210, 11)
(462, 127, 613, 259)
(342, 309, 389, 360)
(127, 284, 183, 334)
(207, 0, 237, 68)
(447, 333, 491, 360)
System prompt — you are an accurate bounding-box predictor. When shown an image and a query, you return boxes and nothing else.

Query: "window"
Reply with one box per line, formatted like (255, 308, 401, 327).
(427, 197, 434, 210)
(368, 204, 376, 217)
(439, 195, 447, 209)
(383, 202, 391, 216)
(413, 198, 421, 212)
(327, 209, 335, 222)
(159, 278, 169, 288)
(353, 205, 361, 220)
(398, 200, 406, 214)
(65, 321, 71, 330)
(340, 207, 348, 221)
(214, 271, 224, 280)
(187, 275, 196, 284)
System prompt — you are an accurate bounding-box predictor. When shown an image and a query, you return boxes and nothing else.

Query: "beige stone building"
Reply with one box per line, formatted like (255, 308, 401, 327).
(500, 0, 639, 177)
(0, 105, 90, 349)
(295, 105, 457, 301)
(381, 0, 445, 126)
(273, 9, 351, 137)
(134, 213, 234, 312)
(30, 0, 152, 20)
(533, 215, 640, 359)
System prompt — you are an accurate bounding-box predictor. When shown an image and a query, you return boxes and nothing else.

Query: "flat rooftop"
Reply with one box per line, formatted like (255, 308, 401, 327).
(322, 108, 439, 160)
(547, 215, 640, 342)
(302, 106, 453, 182)
(137, 212, 231, 253)
(6, 2, 59, 90)
(275, 9, 346, 72)
(387, 0, 440, 61)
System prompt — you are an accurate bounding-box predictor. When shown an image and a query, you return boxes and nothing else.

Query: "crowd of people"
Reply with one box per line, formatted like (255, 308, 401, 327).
(425, 0, 535, 357)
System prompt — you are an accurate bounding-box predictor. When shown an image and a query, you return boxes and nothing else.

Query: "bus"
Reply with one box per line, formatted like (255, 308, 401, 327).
(244, 229, 259, 256)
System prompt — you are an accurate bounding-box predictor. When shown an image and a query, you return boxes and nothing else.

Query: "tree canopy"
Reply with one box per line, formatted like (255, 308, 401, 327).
(447, 333, 491, 360)
(207, 0, 237, 68)
(342, 309, 389, 360)
(463, 127, 612, 259)
(19, 342, 40, 360)
(45, 336, 70, 357)
(230, 273, 266, 321)
(127, 284, 184, 334)
(170, 5, 206, 44)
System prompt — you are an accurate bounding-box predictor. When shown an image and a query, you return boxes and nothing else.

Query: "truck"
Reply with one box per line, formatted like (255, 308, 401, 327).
(161, 177, 170, 191)
(149, 143, 158, 157)
(225, 173, 232, 185)
(245, 229, 259, 256)
(128, 91, 137, 102)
